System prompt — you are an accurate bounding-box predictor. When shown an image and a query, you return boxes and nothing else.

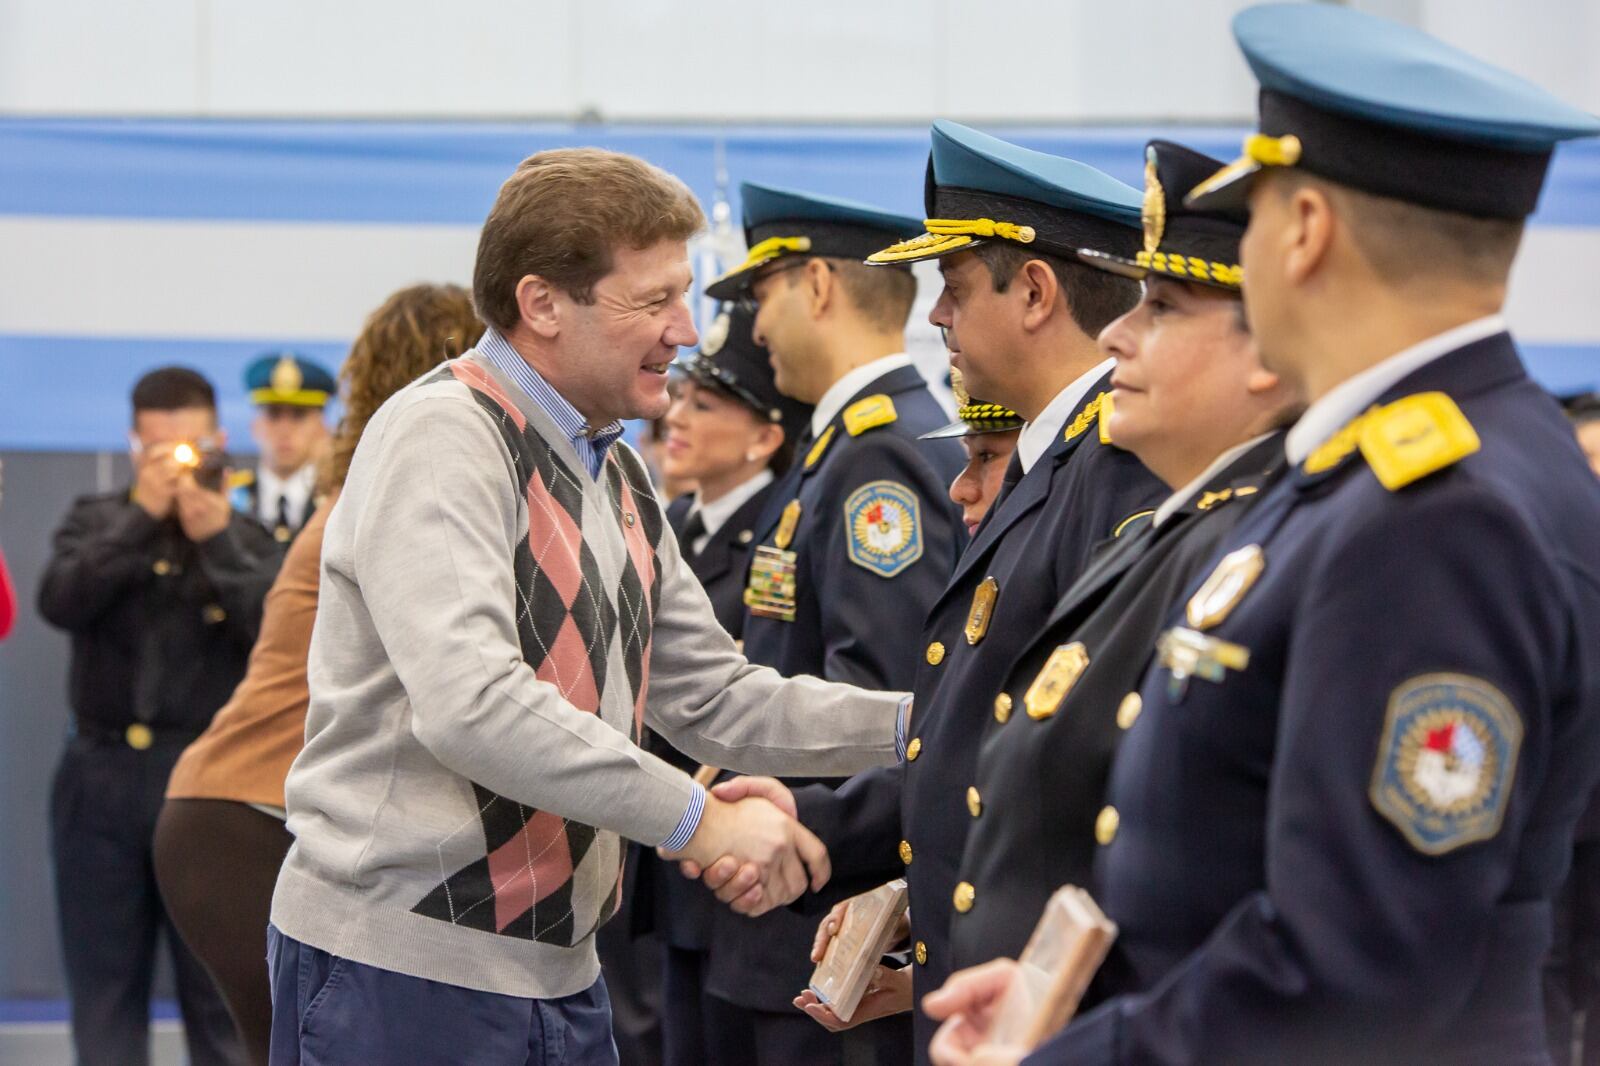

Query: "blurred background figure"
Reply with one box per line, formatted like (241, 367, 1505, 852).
(1565, 392, 1600, 478)
(152, 284, 481, 1066)
(232, 353, 336, 544)
(37, 366, 285, 1066)
(616, 304, 809, 1066)
(641, 405, 699, 502)
(0, 460, 13, 642)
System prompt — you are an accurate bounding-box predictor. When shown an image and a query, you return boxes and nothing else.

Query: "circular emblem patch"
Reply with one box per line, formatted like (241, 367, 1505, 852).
(843, 481, 923, 578)
(1369, 673, 1522, 855)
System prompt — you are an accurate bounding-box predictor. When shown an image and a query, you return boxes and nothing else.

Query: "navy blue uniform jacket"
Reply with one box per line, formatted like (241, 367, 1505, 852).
(792, 371, 1167, 1057)
(707, 362, 964, 1013)
(950, 433, 1285, 978)
(1034, 334, 1600, 1065)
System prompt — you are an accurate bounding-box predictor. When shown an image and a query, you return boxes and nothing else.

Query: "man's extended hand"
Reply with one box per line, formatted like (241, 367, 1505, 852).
(174, 471, 233, 542)
(672, 776, 800, 914)
(662, 783, 827, 917)
(924, 959, 1025, 1066)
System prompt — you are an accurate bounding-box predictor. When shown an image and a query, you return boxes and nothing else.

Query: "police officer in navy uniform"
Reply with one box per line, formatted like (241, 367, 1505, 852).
(620, 305, 810, 1066)
(748, 123, 1168, 1064)
(942, 141, 1298, 999)
(696, 183, 965, 1066)
(233, 352, 335, 543)
(922, 7, 1600, 1065)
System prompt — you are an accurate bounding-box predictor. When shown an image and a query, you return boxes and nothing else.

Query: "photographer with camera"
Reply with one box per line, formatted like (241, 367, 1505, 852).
(38, 366, 282, 1066)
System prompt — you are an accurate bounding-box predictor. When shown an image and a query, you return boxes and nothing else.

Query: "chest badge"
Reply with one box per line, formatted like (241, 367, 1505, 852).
(965, 576, 999, 645)
(844, 481, 924, 578)
(1024, 642, 1089, 720)
(1156, 627, 1250, 702)
(774, 499, 803, 550)
(1185, 544, 1265, 630)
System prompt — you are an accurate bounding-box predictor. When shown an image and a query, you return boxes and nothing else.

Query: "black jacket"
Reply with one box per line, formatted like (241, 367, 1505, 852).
(627, 482, 779, 950)
(708, 362, 965, 1013)
(38, 490, 283, 735)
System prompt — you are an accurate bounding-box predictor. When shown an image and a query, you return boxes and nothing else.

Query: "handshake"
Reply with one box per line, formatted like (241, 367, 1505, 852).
(660, 776, 820, 917)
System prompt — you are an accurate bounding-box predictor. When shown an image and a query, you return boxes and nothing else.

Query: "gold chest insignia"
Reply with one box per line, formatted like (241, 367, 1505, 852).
(1185, 544, 1265, 630)
(965, 576, 999, 646)
(774, 499, 802, 550)
(1024, 642, 1090, 720)
(804, 425, 836, 470)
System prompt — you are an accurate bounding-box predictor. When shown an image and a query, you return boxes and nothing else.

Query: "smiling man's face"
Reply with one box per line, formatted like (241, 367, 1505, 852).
(556, 239, 699, 424)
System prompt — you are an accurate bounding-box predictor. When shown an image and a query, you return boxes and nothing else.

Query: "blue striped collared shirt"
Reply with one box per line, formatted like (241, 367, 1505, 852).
(475, 326, 705, 849)
(477, 327, 625, 479)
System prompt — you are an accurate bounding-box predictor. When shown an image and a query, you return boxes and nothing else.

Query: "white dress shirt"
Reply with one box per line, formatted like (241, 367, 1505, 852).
(809, 354, 914, 439)
(687, 469, 775, 556)
(1017, 358, 1116, 474)
(256, 463, 318, 529)
(1284, 315, 1507, 465)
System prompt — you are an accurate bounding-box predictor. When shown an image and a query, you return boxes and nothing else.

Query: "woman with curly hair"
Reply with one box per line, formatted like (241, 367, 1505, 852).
(153, 284, 482, 1065)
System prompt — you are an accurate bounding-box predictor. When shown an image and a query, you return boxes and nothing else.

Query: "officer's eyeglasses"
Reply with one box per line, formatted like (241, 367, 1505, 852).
(734, 258, 828, 315)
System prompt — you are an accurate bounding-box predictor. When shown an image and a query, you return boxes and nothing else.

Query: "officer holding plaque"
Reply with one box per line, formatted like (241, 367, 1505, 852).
(697, 183, 964, 1066)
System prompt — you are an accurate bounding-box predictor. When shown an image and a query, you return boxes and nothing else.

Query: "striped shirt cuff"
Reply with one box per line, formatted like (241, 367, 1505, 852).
(660, 782, 707, 852)
(896, 696, 913, 761)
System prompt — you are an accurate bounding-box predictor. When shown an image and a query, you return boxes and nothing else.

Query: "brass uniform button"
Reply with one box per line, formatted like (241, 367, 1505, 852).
(202, 604, 227, 625)
(125, 723, 154, 750)
(953, 881, 975, 914)
(1096, 806, 1120, 846)
(274, 526, 292, 543)
(737, 529, 754, 544)
(899, 840, 913, 865)
(993, 692, 1012, 723)
(925, 641, 946, 666)
(624, 512, 636, 527)
(906, 738, 922, 762)
(966, 787, 982, 818)
(1117, 692, 1143, 730)
(914, 941, 928, 965)
(152, 559, 172, 576)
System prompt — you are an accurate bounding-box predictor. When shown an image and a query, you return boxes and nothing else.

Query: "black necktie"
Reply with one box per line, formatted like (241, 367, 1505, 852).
(678, 510, 706, 556)
(277, 494, 292, 531)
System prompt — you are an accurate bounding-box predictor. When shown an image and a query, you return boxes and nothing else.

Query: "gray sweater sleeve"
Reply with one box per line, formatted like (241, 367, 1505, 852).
(642, 515, 903, 775)
(354, 396, 698, 847)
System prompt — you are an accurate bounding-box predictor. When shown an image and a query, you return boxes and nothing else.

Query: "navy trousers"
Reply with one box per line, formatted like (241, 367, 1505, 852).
(266, 926, 618, 1066)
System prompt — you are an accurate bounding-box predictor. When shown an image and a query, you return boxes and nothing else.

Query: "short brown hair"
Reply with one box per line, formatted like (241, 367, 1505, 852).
(473, 148, 706, 330)
(1274, 171, 1524, 288)
(972, 244, 1139, 338)
(326, 284, 483, 490)
(828, 259, 917, 331)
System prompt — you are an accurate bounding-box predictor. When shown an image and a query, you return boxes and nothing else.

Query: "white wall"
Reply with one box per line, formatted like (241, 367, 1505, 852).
(1, 0, 1594, 122)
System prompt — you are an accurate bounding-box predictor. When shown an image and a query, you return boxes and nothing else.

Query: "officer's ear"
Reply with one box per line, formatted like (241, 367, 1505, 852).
(1279, 180, 1336, 288)
(1016, 258, 1060, 334)
(801, 258, 835, 320)
(515, 275, 562, 340)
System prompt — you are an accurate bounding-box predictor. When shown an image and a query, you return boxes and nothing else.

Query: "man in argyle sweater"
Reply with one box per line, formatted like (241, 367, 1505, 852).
(266, 149, 907, 1066)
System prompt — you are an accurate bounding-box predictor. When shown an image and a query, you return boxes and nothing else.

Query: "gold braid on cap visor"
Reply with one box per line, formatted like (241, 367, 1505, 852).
(712, 235, 813, 285)
(868, 218, 1037, 263)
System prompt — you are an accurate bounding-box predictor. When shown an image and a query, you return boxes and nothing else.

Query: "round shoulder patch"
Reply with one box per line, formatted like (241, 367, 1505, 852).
(1369, 673, 1522, 855)
(844, 480, 924, 578)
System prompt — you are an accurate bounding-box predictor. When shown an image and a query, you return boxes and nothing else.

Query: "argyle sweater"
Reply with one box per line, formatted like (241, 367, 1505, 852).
(271, 351, 901, 999)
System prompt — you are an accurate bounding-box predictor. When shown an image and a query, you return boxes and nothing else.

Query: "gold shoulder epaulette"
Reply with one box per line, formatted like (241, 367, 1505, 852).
(844, 395, 898, 437)
(1304, 392, 1479, 490)
(227, 469, 255, 490)
(1063, 392, 1110, 443)
(1097, 392, 1116, 445)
